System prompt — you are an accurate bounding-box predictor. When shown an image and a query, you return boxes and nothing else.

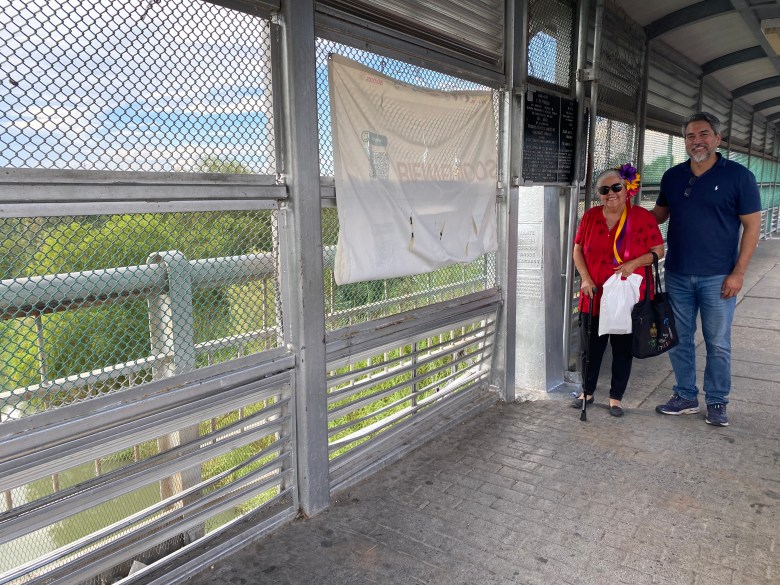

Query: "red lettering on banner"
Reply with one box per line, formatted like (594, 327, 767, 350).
(486, 160, 497, 180)
(365, 76, 384, 85)
(383, 160, 497, 182)
(462, 163, 474, 182)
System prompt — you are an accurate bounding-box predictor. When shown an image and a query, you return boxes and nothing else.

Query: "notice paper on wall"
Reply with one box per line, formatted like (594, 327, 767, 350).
(328, 53, 498, 285)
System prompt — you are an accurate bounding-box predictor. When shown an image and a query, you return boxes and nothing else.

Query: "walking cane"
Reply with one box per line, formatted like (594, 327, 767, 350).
(581, 287, 597, 422)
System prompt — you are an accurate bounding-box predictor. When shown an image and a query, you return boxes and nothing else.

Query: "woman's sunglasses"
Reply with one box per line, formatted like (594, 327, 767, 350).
(597, 183, 624, 195)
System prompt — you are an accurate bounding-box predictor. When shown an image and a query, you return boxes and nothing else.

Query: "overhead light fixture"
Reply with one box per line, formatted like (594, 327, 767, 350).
(761, 19, 780, 54)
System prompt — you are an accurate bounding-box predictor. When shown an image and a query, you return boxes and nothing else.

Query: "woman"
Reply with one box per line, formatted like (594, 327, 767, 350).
(572, 164, 665, 416)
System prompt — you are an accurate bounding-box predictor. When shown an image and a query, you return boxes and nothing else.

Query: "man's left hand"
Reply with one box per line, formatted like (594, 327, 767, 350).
(721, 273, 744, 298)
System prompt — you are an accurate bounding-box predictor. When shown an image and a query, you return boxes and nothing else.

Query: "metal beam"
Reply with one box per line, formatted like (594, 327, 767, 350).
(203, 0, 278, 18)
(701, 46, 766, 76)
(733, 76, 780, 99)
(729, 0, 780, 81)
(645, 0, 733, 40)
(754, 96, 780, 112)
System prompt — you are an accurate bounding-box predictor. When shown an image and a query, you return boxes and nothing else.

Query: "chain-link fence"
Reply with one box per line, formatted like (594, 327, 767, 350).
(1, 0, 275, 173)
(0, 210, 282, 421)
(315, 39, 499, 331)
(597, 7, 645, 120)
(527, 0, 575, 90)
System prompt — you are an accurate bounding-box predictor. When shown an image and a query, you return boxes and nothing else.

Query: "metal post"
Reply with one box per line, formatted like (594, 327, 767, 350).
(726, 99, 734, 158)
(773, 130, 780, 235)
(275, 0, 329, 516)
(696, 76, 704, 113)
(635, 36, 651, 205)
(147, 250, 202, 541)
(35, 315, 47, 384)
(563, 0, 591, 371)
(747, 112, 755, 170)
(764, 123, 771, 239)
(583, 0, 605, 211)
(492, 0, 524, 402)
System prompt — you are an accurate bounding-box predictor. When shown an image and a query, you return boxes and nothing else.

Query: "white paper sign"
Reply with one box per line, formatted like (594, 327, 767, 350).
(328, 54, 498, 284)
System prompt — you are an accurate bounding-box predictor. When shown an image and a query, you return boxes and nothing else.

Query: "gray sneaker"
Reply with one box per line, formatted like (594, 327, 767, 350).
(705, 403, 729, 427)
(655, 393, 700, 415)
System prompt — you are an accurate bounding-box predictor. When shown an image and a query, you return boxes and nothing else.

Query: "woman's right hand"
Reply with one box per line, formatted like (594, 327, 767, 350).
(580, 279, 596, 298)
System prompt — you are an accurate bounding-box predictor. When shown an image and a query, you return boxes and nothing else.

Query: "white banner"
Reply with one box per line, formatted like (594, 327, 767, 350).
(328, 54, 498, 285)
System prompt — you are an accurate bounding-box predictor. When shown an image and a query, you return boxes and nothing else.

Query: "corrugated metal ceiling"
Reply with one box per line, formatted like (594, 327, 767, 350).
(613, 0, 780, 127)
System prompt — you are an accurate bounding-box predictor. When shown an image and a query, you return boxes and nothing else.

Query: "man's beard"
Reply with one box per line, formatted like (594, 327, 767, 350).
(690, 148, 714, 163)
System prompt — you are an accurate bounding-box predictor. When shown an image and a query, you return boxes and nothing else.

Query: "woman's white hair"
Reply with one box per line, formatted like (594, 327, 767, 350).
(593, 168, 622, 189)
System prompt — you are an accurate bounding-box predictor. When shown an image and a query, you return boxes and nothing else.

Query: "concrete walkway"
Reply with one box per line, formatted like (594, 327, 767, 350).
(186, 240, 780, 585)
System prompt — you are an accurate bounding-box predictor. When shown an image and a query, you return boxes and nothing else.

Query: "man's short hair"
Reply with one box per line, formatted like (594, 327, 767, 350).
(682, 112, 721, 137)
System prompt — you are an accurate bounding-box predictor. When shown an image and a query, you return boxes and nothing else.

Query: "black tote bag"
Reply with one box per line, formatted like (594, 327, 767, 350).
(631, 253, 678, 359)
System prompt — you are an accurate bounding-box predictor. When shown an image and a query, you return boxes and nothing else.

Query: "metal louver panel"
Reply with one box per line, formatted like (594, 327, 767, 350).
(731, 104, 752, 148)
(316, 0, 505, 73)
(701, 82, 732, 139)
(753, 117, 768, 154)
(646, 48, 700, 127)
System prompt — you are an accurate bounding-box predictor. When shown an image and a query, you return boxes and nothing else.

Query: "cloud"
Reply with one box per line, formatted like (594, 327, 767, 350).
(6, 105, 97, 134)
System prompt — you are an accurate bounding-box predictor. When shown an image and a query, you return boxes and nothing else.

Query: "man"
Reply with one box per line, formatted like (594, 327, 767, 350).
(652, 112, 762, 427)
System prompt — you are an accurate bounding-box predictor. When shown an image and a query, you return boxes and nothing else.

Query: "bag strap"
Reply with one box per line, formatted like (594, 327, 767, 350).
(650, 251, 662, 295)
(641, 251, 661, 300)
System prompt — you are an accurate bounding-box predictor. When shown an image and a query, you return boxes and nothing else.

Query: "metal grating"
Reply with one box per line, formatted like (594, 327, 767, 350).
(325, 296, 500, 492)
(597, 7, 645, 118)
(0, 375, 295, 585)
(591, 116, 638, 178)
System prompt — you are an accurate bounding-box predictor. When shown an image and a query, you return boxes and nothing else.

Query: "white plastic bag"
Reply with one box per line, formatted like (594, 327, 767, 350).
(598, 272, 643, 336)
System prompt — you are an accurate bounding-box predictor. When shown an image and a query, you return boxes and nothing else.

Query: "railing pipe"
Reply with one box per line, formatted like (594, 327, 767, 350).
(0, 253, 274, 319)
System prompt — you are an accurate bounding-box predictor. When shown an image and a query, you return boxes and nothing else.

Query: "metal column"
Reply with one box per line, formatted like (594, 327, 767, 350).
(275, 1, 329, 516)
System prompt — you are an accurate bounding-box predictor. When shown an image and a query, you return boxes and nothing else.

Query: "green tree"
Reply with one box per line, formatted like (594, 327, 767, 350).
(2, 158, 275, 405)
(642, 154, 673, 185)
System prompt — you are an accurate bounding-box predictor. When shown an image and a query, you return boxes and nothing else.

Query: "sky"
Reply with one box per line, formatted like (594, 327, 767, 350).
(1, 1, 557, 175)
(0, 0, 275, 172)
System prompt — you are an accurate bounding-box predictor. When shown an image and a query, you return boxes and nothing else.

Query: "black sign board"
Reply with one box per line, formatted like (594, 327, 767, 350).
(522, 90, 577, 184)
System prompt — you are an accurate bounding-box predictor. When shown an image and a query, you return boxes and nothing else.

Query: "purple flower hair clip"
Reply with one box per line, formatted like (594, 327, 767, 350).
(616, 163, 640, 196)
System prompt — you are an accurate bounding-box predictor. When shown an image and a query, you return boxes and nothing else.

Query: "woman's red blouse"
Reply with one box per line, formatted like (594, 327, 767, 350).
(574, 204, 664, 316)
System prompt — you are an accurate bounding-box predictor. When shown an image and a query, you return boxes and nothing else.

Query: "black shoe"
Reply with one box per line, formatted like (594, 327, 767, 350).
(609, 405, 624, 417)
(571, 396, 594, 408)
(705, 403, 729, 426)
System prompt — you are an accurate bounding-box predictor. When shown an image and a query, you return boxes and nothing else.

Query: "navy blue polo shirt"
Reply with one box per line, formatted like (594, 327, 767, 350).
(657, 153, 761, 275)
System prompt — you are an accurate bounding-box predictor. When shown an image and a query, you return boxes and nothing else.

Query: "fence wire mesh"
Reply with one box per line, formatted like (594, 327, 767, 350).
(597, 7, 644, 118)
(0, 210, 281, 421)
(591, 116, 638, 180)
(0, 0, 275, 173)
(527, 0, 575, 90)
(316, 39, 499, 331)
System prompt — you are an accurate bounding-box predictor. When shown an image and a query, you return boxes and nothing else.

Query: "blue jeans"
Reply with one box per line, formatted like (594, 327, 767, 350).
(665, 270, 736, 405)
